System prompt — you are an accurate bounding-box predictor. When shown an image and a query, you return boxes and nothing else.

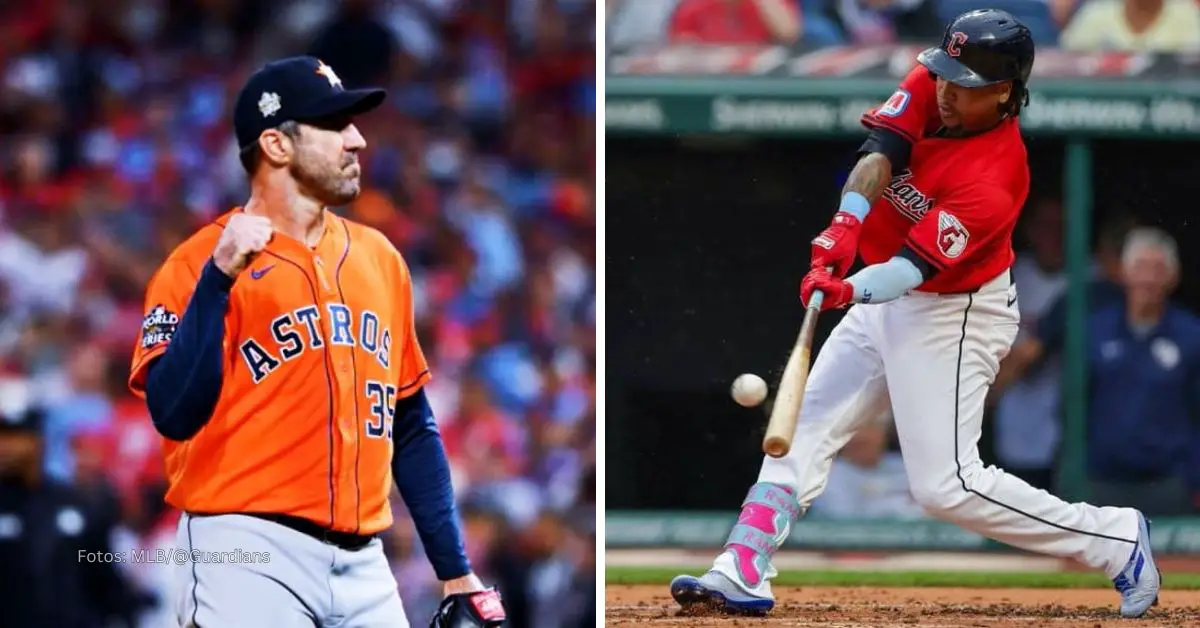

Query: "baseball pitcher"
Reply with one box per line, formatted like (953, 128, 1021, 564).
(128, 57, 506, 627)
(671, 10, 1160, 619)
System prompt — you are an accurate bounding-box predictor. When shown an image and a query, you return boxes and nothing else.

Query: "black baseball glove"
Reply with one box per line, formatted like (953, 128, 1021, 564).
(429, 587, 507, 627)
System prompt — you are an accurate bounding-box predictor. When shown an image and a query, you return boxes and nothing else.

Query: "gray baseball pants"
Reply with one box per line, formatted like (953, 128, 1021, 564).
(173, 512, 409, 628)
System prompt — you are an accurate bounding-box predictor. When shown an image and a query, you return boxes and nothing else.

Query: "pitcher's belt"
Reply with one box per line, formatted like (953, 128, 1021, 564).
(191, 511, 376, 551)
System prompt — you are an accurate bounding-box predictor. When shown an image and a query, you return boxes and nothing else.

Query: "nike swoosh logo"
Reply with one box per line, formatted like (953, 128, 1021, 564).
(250, 264, 275, 280)
(1007, 294, 1017, 308)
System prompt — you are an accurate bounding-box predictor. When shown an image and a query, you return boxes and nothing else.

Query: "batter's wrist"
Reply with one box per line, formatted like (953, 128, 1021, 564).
(848, 279, 869, 304)
(838, 191, 871, 221)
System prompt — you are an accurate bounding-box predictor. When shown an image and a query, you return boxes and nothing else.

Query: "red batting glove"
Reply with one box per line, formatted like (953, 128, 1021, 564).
(810, 212, 862, 278)
(800, 267, 854, 311)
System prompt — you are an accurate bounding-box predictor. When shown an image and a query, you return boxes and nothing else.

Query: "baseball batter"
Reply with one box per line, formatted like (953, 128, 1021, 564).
(672, 10, 1161, 619)
(127, 57, 506, 627)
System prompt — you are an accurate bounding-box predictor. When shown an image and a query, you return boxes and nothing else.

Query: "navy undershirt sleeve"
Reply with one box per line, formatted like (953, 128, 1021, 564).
(896, 246, 938, 281)
(391, 387, 471, 580)
(143, 258, 233, 441)
(857, 126, 913, 173)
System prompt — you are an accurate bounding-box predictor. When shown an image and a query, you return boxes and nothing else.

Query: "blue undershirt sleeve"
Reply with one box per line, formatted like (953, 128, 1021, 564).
(391, 387, 471, 580)
(846, 256, 925, 304)
(143, 259, 232, 441)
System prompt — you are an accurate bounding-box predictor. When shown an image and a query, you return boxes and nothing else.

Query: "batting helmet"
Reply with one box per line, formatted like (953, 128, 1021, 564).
(917, 9, 1035, 88)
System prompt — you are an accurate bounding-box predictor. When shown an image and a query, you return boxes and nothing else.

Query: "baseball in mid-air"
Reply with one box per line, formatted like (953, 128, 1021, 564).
(731, 373, 768, 407)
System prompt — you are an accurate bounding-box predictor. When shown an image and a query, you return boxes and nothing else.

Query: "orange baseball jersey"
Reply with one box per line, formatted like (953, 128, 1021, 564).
(128, 208, 429, 535)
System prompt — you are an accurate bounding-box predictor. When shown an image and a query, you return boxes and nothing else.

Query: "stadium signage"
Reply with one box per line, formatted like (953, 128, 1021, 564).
(606, 83, 1200, 137)
(606, 45, 1200, 137)
(608, 44, 1200, 80)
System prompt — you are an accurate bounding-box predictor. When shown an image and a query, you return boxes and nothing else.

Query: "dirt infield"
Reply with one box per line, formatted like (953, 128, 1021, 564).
(607, 584, 1200, 627)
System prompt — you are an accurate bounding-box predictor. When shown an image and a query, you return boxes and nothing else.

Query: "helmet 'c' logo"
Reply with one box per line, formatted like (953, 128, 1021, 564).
(947, 32, 968, 57)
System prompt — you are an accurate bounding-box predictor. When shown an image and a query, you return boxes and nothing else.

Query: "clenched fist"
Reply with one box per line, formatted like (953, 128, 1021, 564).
(800, 267, 854, 311)
(212, 214, 273, 277)
(810, 211, 862, 278)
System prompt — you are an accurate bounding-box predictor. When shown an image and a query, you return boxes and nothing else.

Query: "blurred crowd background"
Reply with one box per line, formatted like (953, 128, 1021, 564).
(0, 0, 596, 626)
(606, 0, 1200, 50)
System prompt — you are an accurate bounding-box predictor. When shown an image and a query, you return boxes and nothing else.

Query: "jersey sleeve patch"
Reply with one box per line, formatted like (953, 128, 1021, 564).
(877, 89, 911, 118)
(140, 304, 180, 349)
(935, 211, 970, 259)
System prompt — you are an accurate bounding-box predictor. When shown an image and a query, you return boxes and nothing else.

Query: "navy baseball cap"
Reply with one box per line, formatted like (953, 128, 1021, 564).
(233, 56, 387, 150)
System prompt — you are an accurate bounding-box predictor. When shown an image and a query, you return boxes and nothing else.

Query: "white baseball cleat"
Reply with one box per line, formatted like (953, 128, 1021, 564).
(669, 482, 803, 616)
(669, 567, 775, 616)
(1112, 511, 1161, 618)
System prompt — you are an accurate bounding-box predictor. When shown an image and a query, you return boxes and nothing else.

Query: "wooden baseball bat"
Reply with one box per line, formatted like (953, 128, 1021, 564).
(762, 288, 825, 458)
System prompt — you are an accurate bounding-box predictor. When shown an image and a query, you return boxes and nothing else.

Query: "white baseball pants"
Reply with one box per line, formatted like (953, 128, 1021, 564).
(758, 269, 1139, 577)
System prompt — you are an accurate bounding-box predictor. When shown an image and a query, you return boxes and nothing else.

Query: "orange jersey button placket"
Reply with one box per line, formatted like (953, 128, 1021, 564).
(313, 249, 362, 532)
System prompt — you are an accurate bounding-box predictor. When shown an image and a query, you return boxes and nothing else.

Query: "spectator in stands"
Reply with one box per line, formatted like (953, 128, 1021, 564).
(43, 342, 114, 483)
(992, 213, 1133, 403)
(669, 0, 801, 44)
(493, 509, 595, 627)
(1085, 228, 1200, 515)
(606, 0, 679, 47)
(1049, 0, 1080, 29)
(0, 378, 148, 627)
(1048, 213, 1133, 325)
(989, 198, 1067, 492)
(1060, 0, 1200, 51)
(0, 209, 89, 336)
(833, 0, 941, 44)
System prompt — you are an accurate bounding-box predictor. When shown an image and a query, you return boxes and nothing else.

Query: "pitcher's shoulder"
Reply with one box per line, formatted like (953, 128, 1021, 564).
(334, 213, 412, 275)
(154, 219, 226, 278)
(333, 213, 400, 256)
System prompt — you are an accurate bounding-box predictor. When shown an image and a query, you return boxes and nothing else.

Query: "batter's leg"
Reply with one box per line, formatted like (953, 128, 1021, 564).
(671, 304, 891, 615)
(175, 513, 332, 628)
(879, 289, 1159, 618)
(328, 538, 410, 628)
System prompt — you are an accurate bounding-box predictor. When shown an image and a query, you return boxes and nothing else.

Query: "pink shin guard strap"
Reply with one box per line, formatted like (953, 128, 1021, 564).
(740, 483, 802, 520)
(722, 483, 802, 587)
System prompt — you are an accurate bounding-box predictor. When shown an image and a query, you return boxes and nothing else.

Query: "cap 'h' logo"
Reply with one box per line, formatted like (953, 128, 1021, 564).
(946, 32, 968, 57)
(316, 60, 343, 90)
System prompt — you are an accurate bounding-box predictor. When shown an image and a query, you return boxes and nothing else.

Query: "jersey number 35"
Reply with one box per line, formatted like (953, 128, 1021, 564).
(365, 380, 397, 439)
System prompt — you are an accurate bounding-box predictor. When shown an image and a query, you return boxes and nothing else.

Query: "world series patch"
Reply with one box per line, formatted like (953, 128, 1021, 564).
(141, 304, 179, 348)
